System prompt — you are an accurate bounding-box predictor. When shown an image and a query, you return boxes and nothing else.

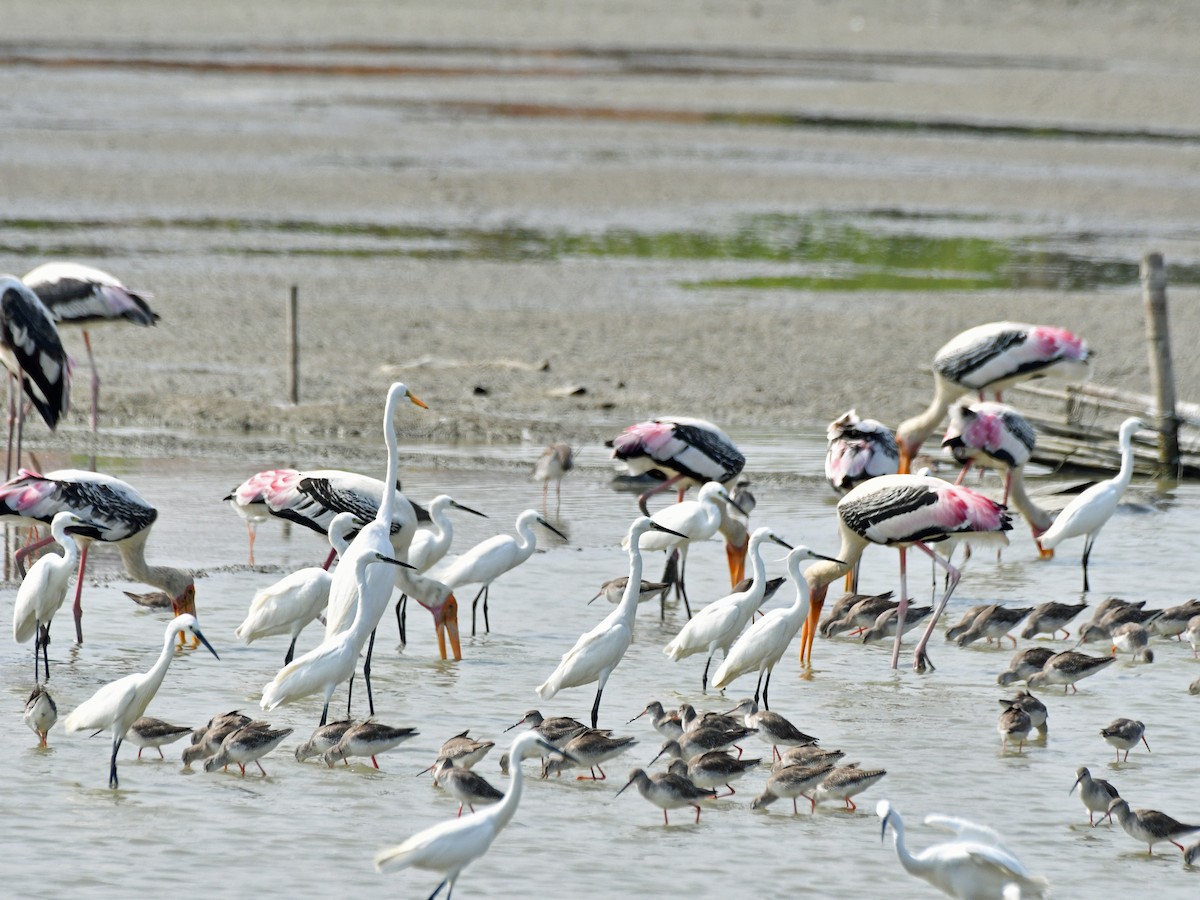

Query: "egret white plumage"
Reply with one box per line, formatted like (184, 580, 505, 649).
(877, 800, 1049, 898)
(797, 474, 1011, 672)
(260, 550, 413, 726)
(0, 276, 70, 477)
(12, 510, 87, 681)
(395, 494, 486, 645)
(23, 262, 159, 432)
(896, 321, 1090, 473)
(235, 512, 359, 665)
(608, 416, 745, 514)
(628, 480, 746, 618)
(537, 516, 686, 728)
(375, 730, 572, 898)
(0, 468, 196, 644)
(533, 442, 574, 514)
(711, 544, 841, 708)
(436, 508, 567, 636)
(63, 614, 219, 788)
(1039, 417, 1144, 592)
(663, 526, 792, 691)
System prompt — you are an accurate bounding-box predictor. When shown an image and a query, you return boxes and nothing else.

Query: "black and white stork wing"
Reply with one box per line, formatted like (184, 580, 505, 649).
(296, 477, 401, 536)
(24, 262, 159, 327)
(667, 420, 746, 484)
(0, 277, 70, 429)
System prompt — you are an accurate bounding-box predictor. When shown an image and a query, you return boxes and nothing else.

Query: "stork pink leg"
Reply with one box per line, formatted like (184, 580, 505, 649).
(889, 547, 910, 670)
(14, 533, 56, 578)
(72, 544, 91, 643)
(910, 542, 961, 674)
(322, 547, 337, 570)
(636, 473, 685, 516)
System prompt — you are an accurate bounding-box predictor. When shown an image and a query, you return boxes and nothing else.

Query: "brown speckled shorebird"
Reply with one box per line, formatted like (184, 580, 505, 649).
(24, 686, 57, 748)
(1071, 767, 1120, 826)
(627, 700, 683, 739)
(323, 720, 418, 768)
(204, 723, 293, 776)
(667, 751, 761, 798)
(999, 691, 1047, 735)
(1105, 799, 1200, 855)
(433, 757, 505, 816)
(998, 704, 1032, 753)
(295, 719, 356, 764)
(127, 717, 192, 759)
(542, 729, 637, 781)
(944, 605, 992, 643)
(752, 762, 835, 814)
(1026, 651, 1116, 693)
(813, 763, 887, 811)
(1100, 718, 1150, 762)
(956, 604, 1034, 649)
(1020, 600, 1087, 640)
(997, 646, 1056, 687)
(505, 709, 587, 748)
(726, 699, 817, 761)
(616, 767, 717, 825)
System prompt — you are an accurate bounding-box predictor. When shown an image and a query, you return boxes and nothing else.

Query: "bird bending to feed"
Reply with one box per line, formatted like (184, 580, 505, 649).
(24, 685, 57, 747)
(437, 508, 567, 636)
(996, 646, 1056, 686)
(1100, 718, 1149, 763)
(1110, 621, 1154, 663)
(607, 416, 745, 516)
(895, 321, 1090, 473)
(878, 800, 1049, 898)
(1071, 766, 1120, 826)
(375, 730, 573, 898)
(295, 719, 357, 764)
(1104, 798, 1200, 855)
(23, 262, 158, 432)
(537, 516, 686, 728)
(204, 723, 293, 776)
(260, 551, 413, 726)
(1039, 417, 1144, 592)
(724, 698, 817, 761)
(666, 751, 760, 798)
(1025, 650, 1115, 693)
(711, 545, 841, 709)
(433, 757, 505, 816)
(798, 474, 1011, 672)
(663, 526, 793, 692)
(63, 614, 219, 788)
(997, 703, 1032, 753)
(627, 701, 683, 739)
(998, 691, 1047, 736)
(0, 275, 70, 476)
(323, 719, 418, 769)
(533, 442, 574, 513)
(860, 604, 934, 645)
(0, 468, 197, 645)
(127, 717, 192, 759)
(814, 764, 887, 810)
(751, 761, 835, 814)
(630, 481, 747, 618)
(541, 729, 638, 781)
(954, 604, 1034, 650)
(183, 712, 254, 767)
(587, 576, 671, 623)
(12, 510, 87, 681)
(236, 512, 359, 665)
(504, 709, 587, 748)
(1020, 600, 1087, 641)
(426, 730, 495, 771)
(616, 767, 718, 825)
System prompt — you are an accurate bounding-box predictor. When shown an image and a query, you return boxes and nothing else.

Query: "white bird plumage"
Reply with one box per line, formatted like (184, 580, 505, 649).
(235, 512, 359, 664)
(13, 510, 86, 681)
(374, 730, 567, 898)
(63, 614, 218, 788)
(663, 526, 791, 691)
(1039, 417, 1143, 592)
(711, 544, 837, 708)
(538, 517, 683, 728)
(436, 507, 565, 636)
(878, 800, 1048, 899)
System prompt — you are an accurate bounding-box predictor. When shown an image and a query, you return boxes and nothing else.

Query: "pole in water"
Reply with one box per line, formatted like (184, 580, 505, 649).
(1141, 252, 1180, 473)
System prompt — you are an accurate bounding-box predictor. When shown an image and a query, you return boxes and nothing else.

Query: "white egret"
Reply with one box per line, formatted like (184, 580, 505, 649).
(235, 512, 358, 664)
(662, 526, 791, 691)
(375, 730, 573, 898)
(711, 544, 841, 708)
(896, 321, 1090, 473)
(628, 480, 746, 618)
(537, 516, 685, 728)
(12, 510, 86, 681)
(260, 551, 413, 726)
(436, 508, 567, 636)
(877, 800, 1048, 898)
(1039, 417, 1144, 592)
(63, 614, 219, 788)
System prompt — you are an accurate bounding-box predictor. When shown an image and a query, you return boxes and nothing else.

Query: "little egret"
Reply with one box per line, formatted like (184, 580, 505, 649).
(12, 510, 87, 681)
(375, 730, 572, 898)
(662, 527, 792, 691)
(711, 544, 842, 708)
(896, 321, 1090, 472)
(537, 517, 685, 727)
(1039, 417, 1144, 592)
(437, 508, 567, 636)
(63, 614, 218, 788)
(260, 551, 413, 726)
(878, 800, 1048, 898)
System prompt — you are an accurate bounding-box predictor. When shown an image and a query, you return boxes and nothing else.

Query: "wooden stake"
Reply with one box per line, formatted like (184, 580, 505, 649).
(1141, 252, 1180, 472)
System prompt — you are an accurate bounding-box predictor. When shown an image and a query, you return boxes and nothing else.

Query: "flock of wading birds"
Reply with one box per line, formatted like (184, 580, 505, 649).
(0, 271, 1197, 898)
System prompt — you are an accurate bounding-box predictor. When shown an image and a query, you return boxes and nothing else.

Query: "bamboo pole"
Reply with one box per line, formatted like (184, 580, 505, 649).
(1142, 253, 1180, 471)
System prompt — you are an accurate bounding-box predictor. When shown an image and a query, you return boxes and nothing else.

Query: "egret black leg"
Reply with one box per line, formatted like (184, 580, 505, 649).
(1082, 535, 1095, 593)
(702, 653, 713, 692)
(591, 685, 603, 729)
(482, 586, 490, 633)
(109, 736, 122, 788)
(320, 699, 330, 727)
(470, 585, 487, 636)
(284, 637, 296, 666)
(678, 553, 693, 618)
(753, 670, 764, 706)
(762, 671, 772, 711)
(395, 594, 408, 645)
(346, 673, 354, 717)
(428, 878, 448, 900)
(364, 628, 377, 716)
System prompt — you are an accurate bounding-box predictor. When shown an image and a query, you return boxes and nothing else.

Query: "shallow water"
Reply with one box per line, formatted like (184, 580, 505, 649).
(2, 444, 1198, 898)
